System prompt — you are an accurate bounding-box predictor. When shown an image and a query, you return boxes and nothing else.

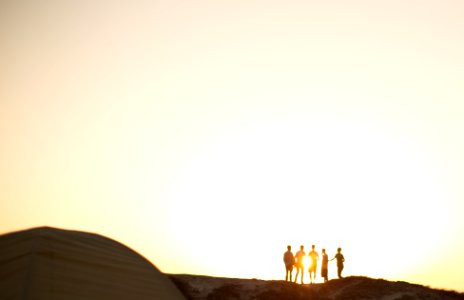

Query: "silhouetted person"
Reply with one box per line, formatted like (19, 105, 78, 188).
(330, 247, 345, 279)
(321, 248, 329, 282)
(283, 245, 295, 282)
(308, 245, 319, 284)
(294, 245, 306, 284)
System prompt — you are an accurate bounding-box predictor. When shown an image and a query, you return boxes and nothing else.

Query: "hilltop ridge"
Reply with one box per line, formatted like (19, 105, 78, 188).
(169, 274, 464, 300)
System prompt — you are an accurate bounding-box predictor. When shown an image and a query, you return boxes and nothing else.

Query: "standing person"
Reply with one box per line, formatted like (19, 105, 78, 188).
(294, 245, 306, 284)
(308, 245, 319, 284)
(283, 245, 295, 282)
(321, 248, 329, 282)
(331, 247, 345, 279)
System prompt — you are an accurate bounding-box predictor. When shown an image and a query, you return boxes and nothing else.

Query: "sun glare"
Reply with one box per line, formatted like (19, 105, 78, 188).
(166, 115, 448, 281)
(303, 256, 311, 270)
(1, 0, 463, 292)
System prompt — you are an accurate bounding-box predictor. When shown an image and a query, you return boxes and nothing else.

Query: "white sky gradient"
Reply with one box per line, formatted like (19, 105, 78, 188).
(1, 0, 464, 291)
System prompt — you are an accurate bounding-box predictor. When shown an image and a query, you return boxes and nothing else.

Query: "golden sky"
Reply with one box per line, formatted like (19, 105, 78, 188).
(1, 0, 463, 291)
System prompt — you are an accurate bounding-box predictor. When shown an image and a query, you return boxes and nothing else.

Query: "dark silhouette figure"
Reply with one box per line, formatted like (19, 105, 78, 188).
(283, 245, 295, 282)
(294, 245, 306, 284)
(308, 245, 319, 284)
(331, 247, 345, 279)
(321, 248, 329, 282)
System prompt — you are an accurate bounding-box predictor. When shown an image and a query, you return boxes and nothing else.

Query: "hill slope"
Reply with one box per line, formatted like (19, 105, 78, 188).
(169, 274, 464, 300)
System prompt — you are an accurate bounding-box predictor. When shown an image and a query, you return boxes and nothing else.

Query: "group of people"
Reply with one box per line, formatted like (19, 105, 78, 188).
(283, 245, 345, 284)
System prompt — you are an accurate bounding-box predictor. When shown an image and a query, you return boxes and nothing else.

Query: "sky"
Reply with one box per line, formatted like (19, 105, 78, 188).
(1, 0, 463, 292)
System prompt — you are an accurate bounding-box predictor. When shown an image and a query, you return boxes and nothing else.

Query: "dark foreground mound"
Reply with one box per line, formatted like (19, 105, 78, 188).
(0, 227, 186, 300)
(169, 274, 464, 300)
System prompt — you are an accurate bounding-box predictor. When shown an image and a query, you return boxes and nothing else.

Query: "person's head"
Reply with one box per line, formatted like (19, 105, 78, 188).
(322, 248, 326, 254)
(300, 245, 304, 250)
(287, 245, 291, 251)
(312, 245, 315, 250)
(337, 247, 342, 253)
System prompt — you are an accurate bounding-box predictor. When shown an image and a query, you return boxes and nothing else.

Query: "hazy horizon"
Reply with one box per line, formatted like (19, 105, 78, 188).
(1, 0, 463, 292)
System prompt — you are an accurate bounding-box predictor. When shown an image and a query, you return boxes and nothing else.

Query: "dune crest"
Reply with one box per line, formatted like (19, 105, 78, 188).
(0, 227, 186, 300)
(169, 274, 464, 300)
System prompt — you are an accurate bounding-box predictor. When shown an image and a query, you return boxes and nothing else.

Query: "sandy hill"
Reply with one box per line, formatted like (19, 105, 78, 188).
(0, 227, 186, 300)
(169, 274, 464, 300)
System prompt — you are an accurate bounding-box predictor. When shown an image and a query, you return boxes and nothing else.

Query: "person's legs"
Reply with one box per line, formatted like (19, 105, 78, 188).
(308, 265, 316, 283)
(321, 268, 327, 282)
(337, 265, 344, 279)
(285, 265, 293, 281)
(313, 264, 317, 282)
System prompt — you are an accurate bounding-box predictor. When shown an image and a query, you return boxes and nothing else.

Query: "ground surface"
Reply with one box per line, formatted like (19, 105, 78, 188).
(169, 274, 464, 300)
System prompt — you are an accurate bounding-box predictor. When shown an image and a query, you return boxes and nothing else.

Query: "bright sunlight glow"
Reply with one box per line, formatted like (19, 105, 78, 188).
(166, 115, 448, 282)
(2, 0, 463, 292)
